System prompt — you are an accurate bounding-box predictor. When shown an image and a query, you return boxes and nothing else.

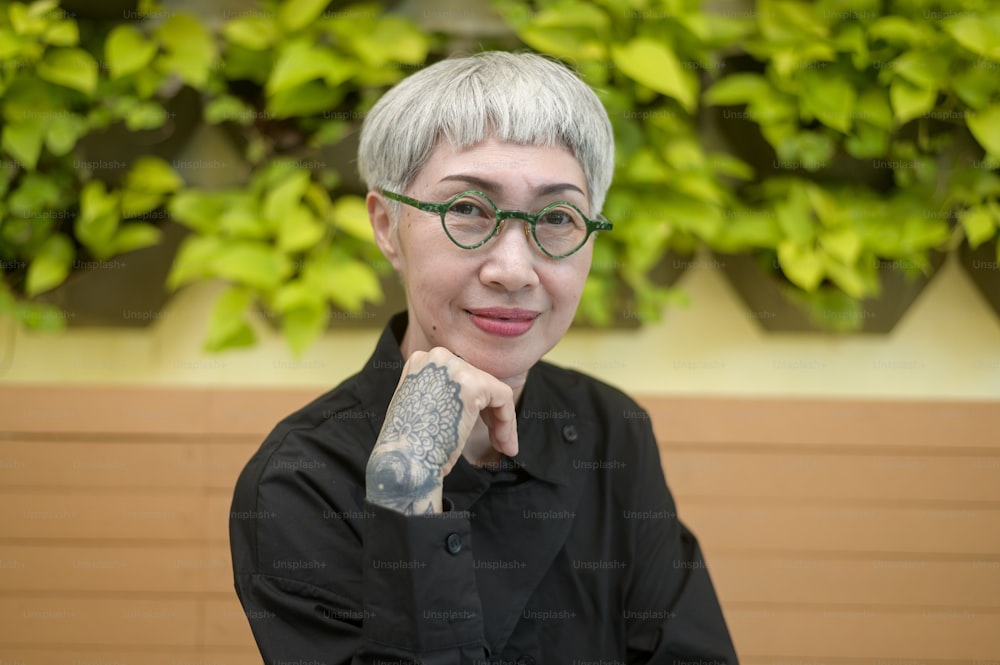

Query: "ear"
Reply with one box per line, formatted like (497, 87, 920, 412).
(367, 191, 404, 272)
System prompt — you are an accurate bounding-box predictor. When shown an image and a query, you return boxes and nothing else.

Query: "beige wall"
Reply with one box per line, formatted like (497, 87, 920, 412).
(1, 252, 998, 400)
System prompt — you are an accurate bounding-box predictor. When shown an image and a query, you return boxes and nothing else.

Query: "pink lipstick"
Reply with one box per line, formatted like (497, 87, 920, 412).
(467, 308, 540, 337)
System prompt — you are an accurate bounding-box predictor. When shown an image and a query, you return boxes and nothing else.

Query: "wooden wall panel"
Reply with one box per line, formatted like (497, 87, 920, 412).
(1, 385, 997, 664)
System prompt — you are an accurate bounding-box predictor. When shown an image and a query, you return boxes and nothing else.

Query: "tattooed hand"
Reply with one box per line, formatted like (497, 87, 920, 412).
(366, 347, 518, 514)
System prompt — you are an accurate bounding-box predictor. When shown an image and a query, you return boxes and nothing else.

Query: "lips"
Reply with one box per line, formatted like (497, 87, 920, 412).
(466, 307, 540, 337)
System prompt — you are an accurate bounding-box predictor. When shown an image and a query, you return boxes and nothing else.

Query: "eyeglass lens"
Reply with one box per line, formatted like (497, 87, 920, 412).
(443, 193, 588, 256)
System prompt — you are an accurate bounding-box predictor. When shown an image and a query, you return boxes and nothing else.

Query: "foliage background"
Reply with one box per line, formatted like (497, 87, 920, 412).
(1, 0, 998, 353)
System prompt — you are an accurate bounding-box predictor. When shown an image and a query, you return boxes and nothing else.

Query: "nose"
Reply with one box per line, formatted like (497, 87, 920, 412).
(478, 217, 540, 292)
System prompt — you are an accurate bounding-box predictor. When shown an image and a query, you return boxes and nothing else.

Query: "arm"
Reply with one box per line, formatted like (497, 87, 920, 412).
(230, 347, 518, 664)
(366, 347, 518, 514)
(622, 411, 740, 664)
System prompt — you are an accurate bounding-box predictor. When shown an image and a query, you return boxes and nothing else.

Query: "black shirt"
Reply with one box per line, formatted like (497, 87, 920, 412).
(230, 313, 739, 664)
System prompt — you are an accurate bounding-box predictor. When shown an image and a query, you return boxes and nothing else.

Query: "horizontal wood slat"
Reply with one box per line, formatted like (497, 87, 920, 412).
(0, 384, 997, 663)
(642, 397, 1000, 449)
(0, 439, 252, 490)
(0, 648, 260, 665)
(661, 449, 1000, 502)
(708, 556, 1000, 607)
(727, 605, 1000, 659)
(0, 544, 232, 593)
(683, 502, 1000, 556)
(0, 385, 318, 436)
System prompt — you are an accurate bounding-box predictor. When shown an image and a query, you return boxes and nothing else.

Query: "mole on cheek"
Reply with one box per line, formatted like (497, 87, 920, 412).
(432, 325, 437, 331)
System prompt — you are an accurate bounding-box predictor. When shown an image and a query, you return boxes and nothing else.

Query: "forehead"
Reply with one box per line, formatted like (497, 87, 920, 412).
(414, 137, 588, 198)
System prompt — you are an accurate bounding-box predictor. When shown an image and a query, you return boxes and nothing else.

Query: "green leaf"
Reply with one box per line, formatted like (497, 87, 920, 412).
(278, 0, 331, 33)
(272, 277, 324, 312)
(263, 168, 310, 228)
(889, 52, 945, 91)
(868, 16, 927, 45)
(800, 70, 856, 133)
(2, 118, 45, 169)
(8, 171, 61, 216)
(611, 38, 697, 113)
(25, 233, 74, 296)
(218, 202, 268, 239)
(821, 256, 869, 298)
(205, 95, 254, 125)
(951, 66, 997, 111)
(329, 195, 373, 241)
(889, 79, 936, 125)
(105, 24, 157, 79)
(281, 304, 328, 356)
(213, 241, 292, 289)
(314, 256, 382, 311)
(204, 286, 256, 352)
(75, 181, 121, 260)
(704, 73, 770, 106)
(126, 156, 183, 194)
(967, 105, 1000, 157)
(168, 191, 227, 234)
(167, 235, 221, 289)
(155, 13, 216, 87)
(774, 183, 814, 244)
(518, 24, 605, 62)
(43, 19, 78, 46)
(361, 17, 429, 66)
(854, 87, 893, 130)
(44, 112, 86, 155)
(278, 203, 324, 252)
(777, 240, 824, 291)
(124, 101, 168, 130)
(266, 40, 352, 96)
(36, 48, 98, 96)
(112, 222, 162, 254)
(820, 228, 862, 264)
(267, 80, 343, 118)
(943, 12, 1000, 60)
(960, 205, 997, 248)
(222, 15, 279, 50)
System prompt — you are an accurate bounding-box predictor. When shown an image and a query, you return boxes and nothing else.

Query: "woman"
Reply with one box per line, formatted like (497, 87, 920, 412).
(230, 51, 738, 664)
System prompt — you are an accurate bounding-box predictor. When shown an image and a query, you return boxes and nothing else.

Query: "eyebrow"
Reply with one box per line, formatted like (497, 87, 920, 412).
(438, 174, 586, 199)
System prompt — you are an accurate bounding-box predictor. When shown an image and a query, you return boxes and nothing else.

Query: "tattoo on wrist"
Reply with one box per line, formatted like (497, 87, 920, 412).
(367, 363, 462, 513)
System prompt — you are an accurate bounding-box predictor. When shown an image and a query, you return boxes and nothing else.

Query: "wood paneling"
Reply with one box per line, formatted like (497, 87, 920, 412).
(1, 385, 998, 662)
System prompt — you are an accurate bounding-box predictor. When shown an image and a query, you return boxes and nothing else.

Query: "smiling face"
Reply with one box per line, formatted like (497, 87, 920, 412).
(367, 138, 595, 394)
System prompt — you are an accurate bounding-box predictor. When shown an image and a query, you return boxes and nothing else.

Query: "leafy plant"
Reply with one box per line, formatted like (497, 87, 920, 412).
(703, 0, 999, 329)
(491, 0, 752, 324)
(164, 0, 431, 353)
(0, 0, 432, 352)
(0, 0, 185, 329)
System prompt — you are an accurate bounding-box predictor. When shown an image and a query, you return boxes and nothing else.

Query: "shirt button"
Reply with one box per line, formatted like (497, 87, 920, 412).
(515, 656, 536, 665)
(445, 532, 462, 554)
(562, 424, 578, 442)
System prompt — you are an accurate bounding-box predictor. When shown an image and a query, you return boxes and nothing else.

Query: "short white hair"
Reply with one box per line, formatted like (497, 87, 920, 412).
(357, 51, 615, 215)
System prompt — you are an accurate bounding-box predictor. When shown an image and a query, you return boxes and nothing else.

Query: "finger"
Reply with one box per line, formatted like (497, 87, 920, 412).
(480, 396, 518, 458)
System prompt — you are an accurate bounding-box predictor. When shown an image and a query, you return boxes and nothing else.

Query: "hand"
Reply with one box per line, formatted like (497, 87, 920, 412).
(365, 347, 518, 514)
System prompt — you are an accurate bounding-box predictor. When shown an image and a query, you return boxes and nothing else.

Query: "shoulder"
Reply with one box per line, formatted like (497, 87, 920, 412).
(231, 371, 375, 512)
(530, 359, 650, 421)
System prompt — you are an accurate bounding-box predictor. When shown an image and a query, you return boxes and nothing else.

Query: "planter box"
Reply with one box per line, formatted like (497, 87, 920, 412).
(715, 251, 946, 334)
(37, 221, 187, 328)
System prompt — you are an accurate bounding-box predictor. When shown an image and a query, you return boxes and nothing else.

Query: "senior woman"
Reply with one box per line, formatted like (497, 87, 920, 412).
(230, 51, 738, 664)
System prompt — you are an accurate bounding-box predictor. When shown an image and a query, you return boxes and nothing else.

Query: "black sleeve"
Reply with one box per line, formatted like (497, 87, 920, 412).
(230, 425, 490, 664)
(621, 409, 740, 664)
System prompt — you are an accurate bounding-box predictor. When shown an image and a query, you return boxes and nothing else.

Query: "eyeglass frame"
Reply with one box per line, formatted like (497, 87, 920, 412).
(380, 188, 613, 259)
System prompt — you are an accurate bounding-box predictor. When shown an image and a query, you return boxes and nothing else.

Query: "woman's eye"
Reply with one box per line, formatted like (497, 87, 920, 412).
(541, 211, 571, 225)
(451, 203, 481, 216)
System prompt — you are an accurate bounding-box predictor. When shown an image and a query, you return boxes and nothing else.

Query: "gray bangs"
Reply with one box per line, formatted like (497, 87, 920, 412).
(358, 52, 615, 214)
